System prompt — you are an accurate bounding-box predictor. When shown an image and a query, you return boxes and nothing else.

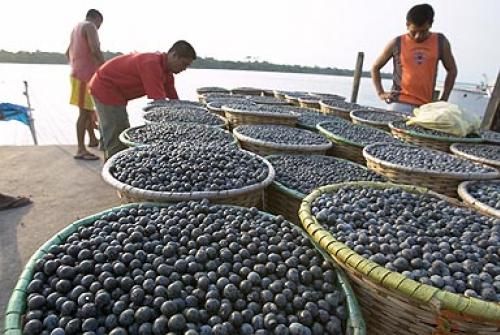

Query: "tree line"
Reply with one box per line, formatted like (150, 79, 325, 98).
(0, 50, 390, 78)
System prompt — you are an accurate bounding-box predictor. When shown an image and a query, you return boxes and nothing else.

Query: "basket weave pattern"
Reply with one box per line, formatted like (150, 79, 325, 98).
(224, 111, 297, 128)
(264, 183, 303, 225)
(320, 103, 351, 121)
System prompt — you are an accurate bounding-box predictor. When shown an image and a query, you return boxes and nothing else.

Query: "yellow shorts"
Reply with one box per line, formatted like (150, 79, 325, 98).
(69, 76, 94, 110)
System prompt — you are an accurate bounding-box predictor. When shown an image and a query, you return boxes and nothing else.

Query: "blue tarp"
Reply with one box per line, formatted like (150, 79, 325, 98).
(0, 103, 30, 126)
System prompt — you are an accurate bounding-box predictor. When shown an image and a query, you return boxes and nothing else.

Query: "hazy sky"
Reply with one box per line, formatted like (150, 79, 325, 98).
(0, 0, 498, 83)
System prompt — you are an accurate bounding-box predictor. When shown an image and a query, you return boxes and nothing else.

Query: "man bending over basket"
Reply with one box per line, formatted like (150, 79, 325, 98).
(89, 40, 196, 160)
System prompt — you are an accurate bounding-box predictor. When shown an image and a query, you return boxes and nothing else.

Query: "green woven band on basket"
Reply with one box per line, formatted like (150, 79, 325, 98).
(4, 313, 22, 331)
(298, 180, 500, 321)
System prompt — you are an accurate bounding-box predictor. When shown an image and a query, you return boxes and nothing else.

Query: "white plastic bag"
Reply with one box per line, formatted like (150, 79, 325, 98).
(406, 101, 480, 137)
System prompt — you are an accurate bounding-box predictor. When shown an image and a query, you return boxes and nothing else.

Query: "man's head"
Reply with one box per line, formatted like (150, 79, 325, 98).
(166, 40, 196, 74)
(406, 4, 434, 43)
(86, 9, 103, 29)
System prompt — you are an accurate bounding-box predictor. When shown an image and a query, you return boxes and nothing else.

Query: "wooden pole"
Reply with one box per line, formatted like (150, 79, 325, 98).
(480, 71, 500, 131)
(351, 52, 364, 103)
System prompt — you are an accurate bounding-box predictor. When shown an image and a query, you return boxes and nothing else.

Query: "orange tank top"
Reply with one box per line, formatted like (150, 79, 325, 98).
(392, 33, 444, 106)
(68, 21, 100, 82)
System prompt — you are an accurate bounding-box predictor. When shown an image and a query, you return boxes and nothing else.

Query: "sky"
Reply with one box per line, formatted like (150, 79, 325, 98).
(0, 0, 498, 84)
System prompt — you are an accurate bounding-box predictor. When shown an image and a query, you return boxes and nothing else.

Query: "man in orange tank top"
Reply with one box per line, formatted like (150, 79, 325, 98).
(66, 9, 105, 160)
(371, 4, 457, 115)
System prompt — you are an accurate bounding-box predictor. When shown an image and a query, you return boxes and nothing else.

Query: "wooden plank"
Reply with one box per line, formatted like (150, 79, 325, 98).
(481, 71, 500, 130)
(351, 52, 364, 103)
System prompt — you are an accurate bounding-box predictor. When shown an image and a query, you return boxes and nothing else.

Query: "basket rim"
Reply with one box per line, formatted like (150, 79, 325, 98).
(221, 105, 299, 118)
(4, 201, 365, 334)
(233, 126, 332, 151)
(363, 142, 500, 179)
(143, 110, 227, 128)
(388, 121, 484, 143)
(298, 180, 500, 321)
(317, 121, 393, 148)
(458, 180, 500, 218)
(350, 109, 407, 126)
(118, 124, 236, 148)
(450, 143, 500, 168)
(101, 147, 275, 201)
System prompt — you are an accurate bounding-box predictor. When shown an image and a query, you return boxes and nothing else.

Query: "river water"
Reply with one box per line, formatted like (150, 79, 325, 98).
(0, 62, 449, 145)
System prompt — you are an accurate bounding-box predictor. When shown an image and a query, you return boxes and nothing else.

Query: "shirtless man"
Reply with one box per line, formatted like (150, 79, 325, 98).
(66, 9, 105, 160)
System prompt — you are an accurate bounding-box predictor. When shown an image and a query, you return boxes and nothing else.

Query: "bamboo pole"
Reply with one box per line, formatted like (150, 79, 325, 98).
(351, 52, 364, 103)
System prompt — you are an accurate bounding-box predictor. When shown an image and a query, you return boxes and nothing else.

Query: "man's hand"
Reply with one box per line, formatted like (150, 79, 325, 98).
(378, 91, 396, 103)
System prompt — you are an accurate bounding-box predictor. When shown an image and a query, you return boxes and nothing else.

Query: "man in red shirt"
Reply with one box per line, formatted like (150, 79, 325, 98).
(89, 40, 196, 159)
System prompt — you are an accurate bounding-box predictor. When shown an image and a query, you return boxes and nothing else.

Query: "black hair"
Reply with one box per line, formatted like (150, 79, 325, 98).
(406, 4, 434, 26)
(86, 9, 103, 21)
(169, 40, 197, 60)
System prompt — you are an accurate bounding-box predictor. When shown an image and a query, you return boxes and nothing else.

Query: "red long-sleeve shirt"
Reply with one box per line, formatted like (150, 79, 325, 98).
(89, 52, 178, 105)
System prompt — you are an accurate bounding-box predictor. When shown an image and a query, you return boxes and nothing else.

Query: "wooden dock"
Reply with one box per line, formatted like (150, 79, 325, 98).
(0, 145, 122, 329)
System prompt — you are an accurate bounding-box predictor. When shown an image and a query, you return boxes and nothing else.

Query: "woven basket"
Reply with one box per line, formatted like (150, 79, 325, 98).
(298, 98, 321, 109)
(317, 123, 385, 166)
(450, 143, 500, 168)
(389, 122, 484, 152)
(299, 181, 500, 335)
(233, 128, 332, 157)
(3, 201, 366, 335)
(101, 148, 275, 207)
(363, 144, 500, 198)
(320, 101, 352, 121)
(284, 94, 302, 106)
(231, 87, 262, 96)
(118, 125, 237, 148)
(223, 109, 298, 128)
(261, 89, 275, 97)
(458, 180, 500, 218)
(350, 110, 407, 131)
(143, 110, 229, 130)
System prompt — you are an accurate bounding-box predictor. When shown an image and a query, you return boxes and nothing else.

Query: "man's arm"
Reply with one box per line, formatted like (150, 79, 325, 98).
(83, 23, 105, 66)
(439, 37, 458, 101)
(371, 39, 396, 102)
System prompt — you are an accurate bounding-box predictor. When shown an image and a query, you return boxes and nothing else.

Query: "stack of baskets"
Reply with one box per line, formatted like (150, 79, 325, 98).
(299, 181, 500, 335)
